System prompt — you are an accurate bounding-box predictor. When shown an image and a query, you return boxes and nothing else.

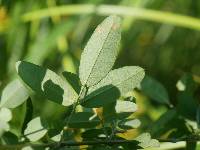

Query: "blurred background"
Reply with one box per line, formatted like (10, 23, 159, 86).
(1, 0, 200, 149)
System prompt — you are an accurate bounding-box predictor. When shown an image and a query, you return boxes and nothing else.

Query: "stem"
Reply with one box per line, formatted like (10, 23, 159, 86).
(22, 4, 200, 31)
(0, 140, 137, 149)
(158, 136, 200, 143)
(109, 120, 117, 140)
(2, 137, 200, 149)
(65, 85, 87, 128)
(56, 85, 87, 148)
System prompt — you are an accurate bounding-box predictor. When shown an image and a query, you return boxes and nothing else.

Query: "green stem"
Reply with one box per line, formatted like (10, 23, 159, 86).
(22, 4, 200, 31)
(0, 140, 138, 149)
(56, 85, 87, 148)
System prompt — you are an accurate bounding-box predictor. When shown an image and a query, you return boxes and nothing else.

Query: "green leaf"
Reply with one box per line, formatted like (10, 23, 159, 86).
(1, 132, 18, 145)
(81, 128, 111, 139)
(9, 102, 27, 137)
(66, 112, 100, 128)
(176, 73, 197, 93)
(24, 117, 47, 142)
(0, 122, 10, 137)
(79, 15, 121, 87)
(140, 75, 170, 105)
(0, 79, 29, 108)
(0, 108, 12, 136)
(0, 108, 12, 122)
(177, 92, 198, 120)
(115, 100, 137, 113)
(148, 109, 177, 137)
(16, 61, 78, 106)
(135, 133, 159, 148)
(119, 119, 141, 129)
(186, 141, 197, 150)
(81, 66, 145, 108)
(62, 71, 81, 93)
(196, 105, 200, 129)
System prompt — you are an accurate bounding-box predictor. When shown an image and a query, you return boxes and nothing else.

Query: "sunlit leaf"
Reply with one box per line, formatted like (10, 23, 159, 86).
(79, 15, 121, 87)
(119, 119, 141, 129)
(81, 66, 145, 108)
(135, 133, 159, 148)
(24, 117, 47, 142)
(115, 100, 137, 113)
(0, 79, 29, 108)
(0, 108, 12, 136)
(16, 61, 78, 106)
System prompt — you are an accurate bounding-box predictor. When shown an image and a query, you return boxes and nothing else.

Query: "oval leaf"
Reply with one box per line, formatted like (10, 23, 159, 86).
(24, 117, 47, 142)
(0, 79, 29, 108)
(16, 61, 78, 106)
(140, 75, 170, 105)
(79, 15, 121, 87)
(81, 66, 145, 108)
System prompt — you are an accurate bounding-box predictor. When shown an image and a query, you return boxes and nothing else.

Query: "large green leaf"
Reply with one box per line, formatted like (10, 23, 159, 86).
(140, 75, 170, 105)
(81, 66, 145, 108)
(24, 117, 47, 142)
(79, 15, 121, 87)
(16, 61, 78, 106)
(66, 112, 100, 128)
(0, 79, 29, 108)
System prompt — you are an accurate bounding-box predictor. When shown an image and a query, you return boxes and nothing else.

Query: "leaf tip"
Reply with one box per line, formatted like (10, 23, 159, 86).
(109, 15, 121, 30)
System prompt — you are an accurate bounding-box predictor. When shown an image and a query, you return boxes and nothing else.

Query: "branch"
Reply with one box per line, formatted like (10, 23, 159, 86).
(158, 136, 200, 143)
(0, 140, 138, 149)
(22, 4, 200, 31)
(2, 136, 200, 149)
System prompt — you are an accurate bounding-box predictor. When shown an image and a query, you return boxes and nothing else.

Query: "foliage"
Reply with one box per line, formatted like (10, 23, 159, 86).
(1, 0, 200, 149)
(0, 15, 158, 150)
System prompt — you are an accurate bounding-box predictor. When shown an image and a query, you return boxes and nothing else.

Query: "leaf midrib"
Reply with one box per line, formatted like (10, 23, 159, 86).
(85, 19, 114, 86)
